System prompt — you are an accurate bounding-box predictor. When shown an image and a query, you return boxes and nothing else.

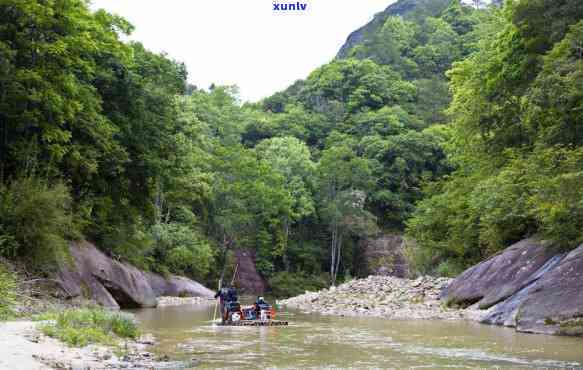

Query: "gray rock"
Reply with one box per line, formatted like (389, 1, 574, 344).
(58, 241, 157, 308)
(516, 244, 583, 336)
(442, 239, 558, 309)
(146, 273, 213, 298)
(233, 249, 267, 294)
(57, 241, 212, 309)
(356, 234, 410, 278)
(480, 254, 564, 327)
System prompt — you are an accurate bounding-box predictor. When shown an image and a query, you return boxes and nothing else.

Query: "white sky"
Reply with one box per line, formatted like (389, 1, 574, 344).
(90, 0, 394, 102)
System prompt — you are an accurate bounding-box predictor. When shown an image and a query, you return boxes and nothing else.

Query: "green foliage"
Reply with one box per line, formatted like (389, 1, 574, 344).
(268, 271, 328, 298)
(524, 146, 583, 247)
(407, 0, 583, 273)
(0, 177, 77, 267)
(0, 263, 16, 320)
(150, 222, 213, 280)
(436, 260, 464, 278)
(302, 59, 416, 113)
(255, 136, 316, 222)
(0, 0, 130, 182)
(254, 137, 317, 270)
(0, 0, 221, 280)
(3, 0, 579, 291)
(317, 144, 378, 284)
(38, 308, 139, 347)
(361, 126, 452, 228)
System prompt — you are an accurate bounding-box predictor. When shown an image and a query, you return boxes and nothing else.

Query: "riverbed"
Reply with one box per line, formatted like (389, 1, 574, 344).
(130, 302, 583, 369)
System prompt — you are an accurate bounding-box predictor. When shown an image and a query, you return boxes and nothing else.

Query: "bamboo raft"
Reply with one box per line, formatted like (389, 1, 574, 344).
(219, 320, 289, 327)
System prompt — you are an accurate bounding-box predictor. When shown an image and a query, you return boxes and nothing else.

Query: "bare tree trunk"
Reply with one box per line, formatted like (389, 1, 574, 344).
(153, 178, 164, 249)
(334, 234, 343, 284)
(330, 223, 337, 285)
(283, 218, 290, 271)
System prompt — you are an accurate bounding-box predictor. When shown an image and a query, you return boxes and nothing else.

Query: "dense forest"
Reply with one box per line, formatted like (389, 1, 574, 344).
(0, 0, 581, 296)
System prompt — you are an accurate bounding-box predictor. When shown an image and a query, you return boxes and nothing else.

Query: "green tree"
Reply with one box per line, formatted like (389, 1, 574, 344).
(317, 144, 377, 284)
(256, 137, 316, 268)
(210, 145, 292, 277)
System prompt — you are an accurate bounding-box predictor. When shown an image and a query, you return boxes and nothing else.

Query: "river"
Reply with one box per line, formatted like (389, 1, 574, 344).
(130, 302, 583, 369)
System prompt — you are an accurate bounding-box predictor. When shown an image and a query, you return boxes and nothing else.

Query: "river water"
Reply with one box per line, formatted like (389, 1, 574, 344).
(130, 302, 583, 369)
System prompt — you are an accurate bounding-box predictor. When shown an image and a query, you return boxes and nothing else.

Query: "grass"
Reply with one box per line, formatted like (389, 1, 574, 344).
(35, 308, 140, 347)
(0, 263, 17, 320)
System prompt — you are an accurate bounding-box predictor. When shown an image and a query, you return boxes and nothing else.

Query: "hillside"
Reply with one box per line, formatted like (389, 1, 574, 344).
(0, 0, 581, 309)
(337, 0, 452, 58)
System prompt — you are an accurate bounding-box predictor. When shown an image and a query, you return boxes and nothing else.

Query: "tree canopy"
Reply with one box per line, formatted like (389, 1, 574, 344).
(1, 0, 581, 292)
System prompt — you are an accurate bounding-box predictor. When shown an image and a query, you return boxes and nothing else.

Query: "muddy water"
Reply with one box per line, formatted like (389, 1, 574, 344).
(130, 303, 583, 369)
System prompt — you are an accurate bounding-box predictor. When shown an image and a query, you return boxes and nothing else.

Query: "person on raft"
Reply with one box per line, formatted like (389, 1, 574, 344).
(215, 286, 238, 321)
(254, 296, 270, 320)
(255, 296, 267, 307)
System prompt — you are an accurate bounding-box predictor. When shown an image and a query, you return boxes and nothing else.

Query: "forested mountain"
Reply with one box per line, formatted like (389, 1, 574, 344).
(337, 0, 455, 59)
(244, 0, 488, 286)
(0, 0, 581, 296)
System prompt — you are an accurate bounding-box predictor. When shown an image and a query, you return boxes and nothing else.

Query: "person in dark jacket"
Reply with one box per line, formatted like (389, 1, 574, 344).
(254, 296, 271, 319)
(215, 287, 229, 321)
(215, 286, 239, 321)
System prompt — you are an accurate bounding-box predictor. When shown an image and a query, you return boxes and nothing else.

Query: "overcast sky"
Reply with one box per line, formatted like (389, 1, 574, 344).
(90, 0, 394, 102)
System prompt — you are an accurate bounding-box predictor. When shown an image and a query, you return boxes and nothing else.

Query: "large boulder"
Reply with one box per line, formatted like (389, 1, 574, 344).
(515, 244, 583, 336)
(146, 273, 214, 298)
(57, 241, 212, 309)
(233, 249, 267, 294)
(356, 234, 409, 278)
(479, 253, 564, 327)
(443, 239, 558, 309)
(444, 238, 583, 337)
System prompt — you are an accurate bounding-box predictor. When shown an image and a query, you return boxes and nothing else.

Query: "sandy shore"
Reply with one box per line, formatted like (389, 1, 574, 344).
(0, 321, 194, 370)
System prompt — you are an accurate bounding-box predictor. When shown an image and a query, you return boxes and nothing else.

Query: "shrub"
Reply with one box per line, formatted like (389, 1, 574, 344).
(37, 308, 139, 347)
(149, 222, 214, 280)
(268, 271, 328, 298)
(436, 260, 464, 277)
(406, 146, 583, 277)
(0, 177, 77, 268)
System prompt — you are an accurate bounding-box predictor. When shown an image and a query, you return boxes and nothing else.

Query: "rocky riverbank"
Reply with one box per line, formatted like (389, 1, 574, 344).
(0, 248, 211, 369)
(280, 239, 583, 338)
(279, 275, 475, 320)
(0, 321, 196, 370)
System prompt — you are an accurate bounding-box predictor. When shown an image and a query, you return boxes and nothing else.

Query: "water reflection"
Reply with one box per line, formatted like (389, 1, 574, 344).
(129, 303, 583, 369)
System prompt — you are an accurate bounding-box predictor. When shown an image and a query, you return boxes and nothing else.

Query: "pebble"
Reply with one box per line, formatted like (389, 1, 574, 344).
(278, 275, 475, 320)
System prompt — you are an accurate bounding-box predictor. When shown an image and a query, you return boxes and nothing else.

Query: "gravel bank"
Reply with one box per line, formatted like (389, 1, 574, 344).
(157, 296, 214, 307)
(279, 275, 477, 320)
